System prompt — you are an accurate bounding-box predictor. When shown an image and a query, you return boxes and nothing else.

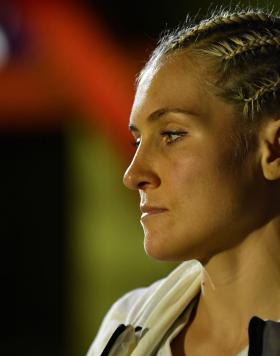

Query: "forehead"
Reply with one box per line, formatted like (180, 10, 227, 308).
(130, 53, 212, 123)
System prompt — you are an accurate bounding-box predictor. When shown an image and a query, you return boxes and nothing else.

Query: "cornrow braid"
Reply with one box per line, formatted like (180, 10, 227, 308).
(170, 11, 279, 50)
(141, 8, 280, 121)
(203, 29, 280, 61)
(237, 76, 280, 117)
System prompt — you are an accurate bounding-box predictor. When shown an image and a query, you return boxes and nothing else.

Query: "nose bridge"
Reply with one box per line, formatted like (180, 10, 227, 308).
(123, 142, 159, 190)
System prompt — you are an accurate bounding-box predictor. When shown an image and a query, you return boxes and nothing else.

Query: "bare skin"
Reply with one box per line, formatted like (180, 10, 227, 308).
(123, 52, 280, 355)
(171, 218, 280, 355)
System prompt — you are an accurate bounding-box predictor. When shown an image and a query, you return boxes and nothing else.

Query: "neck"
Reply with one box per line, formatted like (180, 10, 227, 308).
(196, 217, 280, 335)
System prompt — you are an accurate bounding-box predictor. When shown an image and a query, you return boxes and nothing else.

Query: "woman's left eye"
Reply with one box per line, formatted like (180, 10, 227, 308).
(161, 131, 187, 144)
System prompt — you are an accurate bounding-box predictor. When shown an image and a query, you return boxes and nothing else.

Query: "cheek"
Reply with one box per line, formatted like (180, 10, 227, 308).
(169, 153, 219, 193)
(168, 149, 242, 217)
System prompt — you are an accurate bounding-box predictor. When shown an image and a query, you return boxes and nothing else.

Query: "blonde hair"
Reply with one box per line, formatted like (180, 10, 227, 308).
(140, 8, 280, 122)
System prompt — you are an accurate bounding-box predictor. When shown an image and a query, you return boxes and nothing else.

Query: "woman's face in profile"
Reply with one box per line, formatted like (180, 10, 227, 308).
(123, 53, 266, 263)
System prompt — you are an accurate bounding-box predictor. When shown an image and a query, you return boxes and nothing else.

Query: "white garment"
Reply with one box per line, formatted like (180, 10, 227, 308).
(87, 260, 250, 355)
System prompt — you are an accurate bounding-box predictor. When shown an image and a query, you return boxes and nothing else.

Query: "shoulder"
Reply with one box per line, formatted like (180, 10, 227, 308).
(101, 280, 162, 326)
(87, 280, 162, 355)
(87, 260, 202, 355)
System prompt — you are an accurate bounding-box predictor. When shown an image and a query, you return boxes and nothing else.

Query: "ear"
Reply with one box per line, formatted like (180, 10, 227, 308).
(260, 118, 280, 180)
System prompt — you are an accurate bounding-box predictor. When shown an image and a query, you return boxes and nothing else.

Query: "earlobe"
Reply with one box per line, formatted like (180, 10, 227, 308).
(260, 119, 280, 181)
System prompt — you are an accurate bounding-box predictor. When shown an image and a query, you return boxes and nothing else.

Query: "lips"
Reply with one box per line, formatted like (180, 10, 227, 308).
(140, 205, 168, 218)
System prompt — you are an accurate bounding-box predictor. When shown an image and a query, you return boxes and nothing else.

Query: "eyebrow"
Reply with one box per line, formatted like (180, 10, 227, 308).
(128, 107, 198, 132)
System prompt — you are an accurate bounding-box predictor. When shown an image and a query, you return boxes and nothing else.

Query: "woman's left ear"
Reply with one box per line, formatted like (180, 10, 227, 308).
(260, 118, 280, 180)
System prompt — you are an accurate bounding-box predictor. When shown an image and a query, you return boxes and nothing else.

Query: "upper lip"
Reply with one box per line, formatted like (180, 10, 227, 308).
(140, 205, 168, 214)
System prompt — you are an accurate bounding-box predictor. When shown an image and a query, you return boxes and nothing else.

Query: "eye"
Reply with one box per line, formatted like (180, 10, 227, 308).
(161, 131, 187, 144)
(131, 137, 141, 147)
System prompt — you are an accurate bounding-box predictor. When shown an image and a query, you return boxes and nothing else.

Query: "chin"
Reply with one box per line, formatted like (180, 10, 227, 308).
(143, 230, 212, 263)
(143, 234, 187, 262)
(143, 232, 174, 261)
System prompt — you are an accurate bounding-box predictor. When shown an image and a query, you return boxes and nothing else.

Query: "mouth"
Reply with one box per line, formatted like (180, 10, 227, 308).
(140, 205, 168, 219)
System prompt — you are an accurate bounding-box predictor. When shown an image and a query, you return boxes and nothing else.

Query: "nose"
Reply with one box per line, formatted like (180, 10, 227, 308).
(123, 149, 161, 191)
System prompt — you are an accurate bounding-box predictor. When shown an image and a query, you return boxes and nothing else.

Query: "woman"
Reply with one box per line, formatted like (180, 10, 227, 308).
(87, 8, 280, 356)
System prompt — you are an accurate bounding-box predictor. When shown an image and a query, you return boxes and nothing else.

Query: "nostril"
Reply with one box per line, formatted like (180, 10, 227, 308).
(138, 181, 149, 190)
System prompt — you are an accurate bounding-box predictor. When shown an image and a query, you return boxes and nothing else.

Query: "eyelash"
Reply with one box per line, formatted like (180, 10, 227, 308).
(161, 131, 187, 144)
(131, 138, 141, 147)
(131, 131, 187, 147)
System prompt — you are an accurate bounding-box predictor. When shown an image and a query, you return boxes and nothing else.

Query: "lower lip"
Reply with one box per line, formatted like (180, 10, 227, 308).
(141, 210, 168, 220)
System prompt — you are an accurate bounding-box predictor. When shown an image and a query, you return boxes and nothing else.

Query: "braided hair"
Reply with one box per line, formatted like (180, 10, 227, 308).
(139, 9, 280, 121)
